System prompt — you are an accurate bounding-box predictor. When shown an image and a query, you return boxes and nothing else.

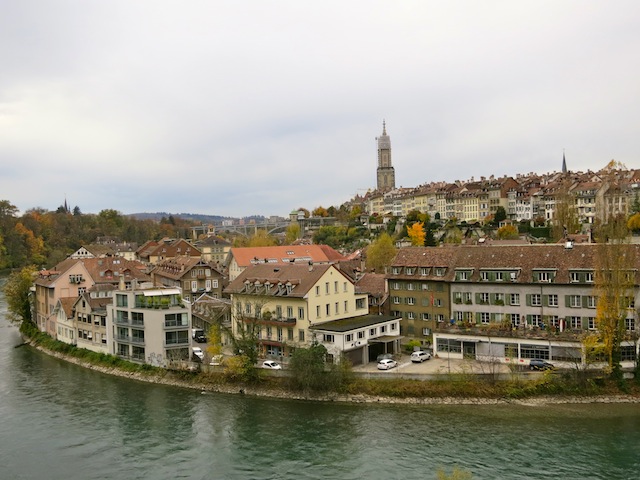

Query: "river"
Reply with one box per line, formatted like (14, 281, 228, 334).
(0, 280, 639, 480)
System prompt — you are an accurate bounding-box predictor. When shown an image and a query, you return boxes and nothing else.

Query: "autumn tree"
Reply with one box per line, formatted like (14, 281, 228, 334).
(3, 265, 38, 328)
(247, 229, 278, 247)
(551, 183, 580, 241)
(627, 212, 640, 233)
(312, 206, 328, 217)
(593, 215, 634, 379)
(285, 223, 300, 243)
(496, 224, 519, 240)
(365, 232, 397, 273)
(407, 221, 426, 246)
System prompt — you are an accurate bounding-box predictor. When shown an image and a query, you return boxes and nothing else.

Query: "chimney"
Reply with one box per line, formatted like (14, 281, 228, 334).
(118, 275, 125, 291)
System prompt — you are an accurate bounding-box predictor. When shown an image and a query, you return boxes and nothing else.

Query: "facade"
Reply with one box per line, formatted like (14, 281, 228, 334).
(389, 244, 640, 367)
(376, 121, 395, 191)
(195, 235, 232, 265)
(151, 256, 225, 303)
(106, 280, 193, 367)
(225, 263, 397, 364)
(73, 284, 115, 353)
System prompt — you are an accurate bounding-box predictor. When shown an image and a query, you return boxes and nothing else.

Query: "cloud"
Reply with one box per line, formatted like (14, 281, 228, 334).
(1, 1, 639, 216)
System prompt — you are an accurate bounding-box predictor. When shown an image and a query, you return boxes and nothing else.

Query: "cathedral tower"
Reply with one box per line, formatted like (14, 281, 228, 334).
(376, 120, 396, 191)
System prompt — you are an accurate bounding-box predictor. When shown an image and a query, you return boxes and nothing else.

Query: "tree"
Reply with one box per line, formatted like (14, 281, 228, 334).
(365, 232, 397, 273)
(312, 206, 328, 217)
(3, 265, 37, 327)
(285, 223, 300, 243)
(494, 206, 506, 225)
(551, 183, 580, 241)
(424, 224, 437, 246)
(247, 229, 278, 247)
(288, 342, 329, 392)
(496, 224, 519, 240)
(627, 212, 640, 233)
(407, 221, 426, 246)
(593, 215, 634, 379)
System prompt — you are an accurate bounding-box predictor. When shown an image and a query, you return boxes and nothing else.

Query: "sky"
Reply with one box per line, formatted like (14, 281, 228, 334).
(1, 1, 639, 218)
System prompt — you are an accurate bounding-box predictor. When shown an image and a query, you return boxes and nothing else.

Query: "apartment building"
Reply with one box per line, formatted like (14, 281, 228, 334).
(106, 280, 193, 367)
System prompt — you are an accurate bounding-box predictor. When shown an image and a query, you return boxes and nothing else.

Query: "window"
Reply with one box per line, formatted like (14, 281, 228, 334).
(495, 272, 504, 281)
(116, 294, 128, 307)
(480, 293, 489, 304)
(346, 334, 353, 342)
(420, 267, 429, 276)
(458, 271, 469, 281)
(266, 326, 272, 339)
(288, 328, 294, 341)
(406, 267, 414, 275)
(325, 282, 329, 294)
(315, 286, 320, 296)
(480, 312, 490, 324)
(298, 307, 305, 320)
(358, 331, 365, 339)
(510, 293, 520, 306)
(570, 272, 580, 283)
(324, 334, 334, 343)
(391, 322, 397, 330)
(356, 298, 366, 309)
(287, 306, 294, 318)
(549, 316, 560, 328)
(165, 330, 188, 345)
(344, 300, 348, 312)
(392, 296, 400, 304)
(421, 313, 430, 320)
(435, 268, 445, 276)
(453, 292, 462, 304)
(538, 272, 551, 282)
(511, 313, 520, 327)
(570, 316, 582, 329)
(494, 293, 504, 305)
(407, 283, 415, 291)
(164, 313, 188, 327)
(548, 294, 558, 307)
(131, 312, 144, 325)
(480, 271, 489, 281)
(407, 312, 415, 319)
(463, 292, 472, 304)
(343, 282, 347, 292)
(299, 330, 305, 342)
(585, 272, 594, 283)
(588, 317, 596, 330)
(335, 302, 339, 314)
(380, 325, 386, 333)
(530, 315, 542, 327)
(245, 303, 252, 315)
(626, 318, 635, 331)
(587, 296, 597, 308)
(392, 267, 401, 274)
(370, 328, 377, 335)
(325, 304, 330, 316)
(531, 294, 541, 307)
(407, 297, 415, 305)
(191, 281, 197, 291)
(569, 295, 581, 308)
(392, 282, 401, 290)
(316, 305, 321, 317)
(334, 281, 338, 293)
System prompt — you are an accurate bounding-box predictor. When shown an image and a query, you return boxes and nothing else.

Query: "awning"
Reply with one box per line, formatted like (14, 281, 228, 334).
(369, 335, 404, 343)
(142, 288, 181, 296)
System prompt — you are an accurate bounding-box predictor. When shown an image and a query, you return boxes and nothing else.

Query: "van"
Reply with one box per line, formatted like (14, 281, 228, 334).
(410, 351, 431, 363)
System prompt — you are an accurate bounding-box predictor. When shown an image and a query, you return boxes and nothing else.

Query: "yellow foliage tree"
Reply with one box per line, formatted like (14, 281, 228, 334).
(407, 221, 425, 246)
(496, 224, 519, 240)
(627, 212, 640, 232)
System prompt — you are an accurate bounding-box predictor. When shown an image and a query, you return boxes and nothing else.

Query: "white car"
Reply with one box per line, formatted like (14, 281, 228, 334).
(377, 358, 398, 370)
(262, 360, 282, 370)
(192, 347, 204, 361)
(410, 351, 431, 363)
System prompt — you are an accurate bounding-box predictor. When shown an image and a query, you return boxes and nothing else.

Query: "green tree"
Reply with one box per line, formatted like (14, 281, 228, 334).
(424, 224, 437, 246)
(3, 265, 37, 327)
(551, 184, 580, 241)
(365, 232, 397, 273)
(288, 342, 329, 392)
(493, 206, 507, 225)
(247, 229, 278, 247)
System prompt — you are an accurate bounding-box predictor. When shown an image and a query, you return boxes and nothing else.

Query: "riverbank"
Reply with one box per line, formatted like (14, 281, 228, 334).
(30, 342, 640, 406)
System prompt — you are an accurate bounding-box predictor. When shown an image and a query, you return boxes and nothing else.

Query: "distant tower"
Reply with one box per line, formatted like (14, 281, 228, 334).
(562, 150, 567, 174)
(376, 120, 395, 191)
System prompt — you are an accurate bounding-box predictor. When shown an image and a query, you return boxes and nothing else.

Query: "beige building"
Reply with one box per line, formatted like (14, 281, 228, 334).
(225, 263, 400, 364)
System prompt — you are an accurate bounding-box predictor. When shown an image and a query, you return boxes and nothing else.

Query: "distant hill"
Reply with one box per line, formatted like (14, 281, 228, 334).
(128, 212, 267, 224)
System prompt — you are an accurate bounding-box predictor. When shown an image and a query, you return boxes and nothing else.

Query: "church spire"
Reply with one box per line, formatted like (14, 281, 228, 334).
(376, 121, 395, 191)
(562, 150, 567, 174)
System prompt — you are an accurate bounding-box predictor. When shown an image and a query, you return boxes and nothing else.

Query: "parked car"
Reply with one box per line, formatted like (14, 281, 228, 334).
(376, 353, 393, 362)
(377, 358, 398, 370)
(262, 360, 282, 370)
(192, 347, 204, 361)
(194, 334, 207, 343)
(410, 351, 431, 363)
(529, 359, 554, 371)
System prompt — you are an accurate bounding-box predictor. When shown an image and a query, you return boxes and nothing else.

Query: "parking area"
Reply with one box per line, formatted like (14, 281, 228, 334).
(353, 354, 513, 375)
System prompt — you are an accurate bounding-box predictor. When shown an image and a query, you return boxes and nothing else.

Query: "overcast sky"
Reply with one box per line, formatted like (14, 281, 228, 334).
(1, 1, 638, 218)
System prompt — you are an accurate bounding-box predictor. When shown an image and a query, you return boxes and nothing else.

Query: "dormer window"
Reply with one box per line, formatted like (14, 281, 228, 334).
(480, 271, 489, 281)
(435, 268, 445, 277)
(405, 267, 414, 275)
(392, 267, 401, 275)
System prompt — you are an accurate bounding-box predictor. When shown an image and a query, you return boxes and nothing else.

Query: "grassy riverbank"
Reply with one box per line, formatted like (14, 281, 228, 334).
(22, 324, 640, 404)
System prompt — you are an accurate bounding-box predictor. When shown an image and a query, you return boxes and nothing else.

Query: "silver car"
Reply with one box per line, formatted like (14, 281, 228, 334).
(377, 358, 398, 370)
